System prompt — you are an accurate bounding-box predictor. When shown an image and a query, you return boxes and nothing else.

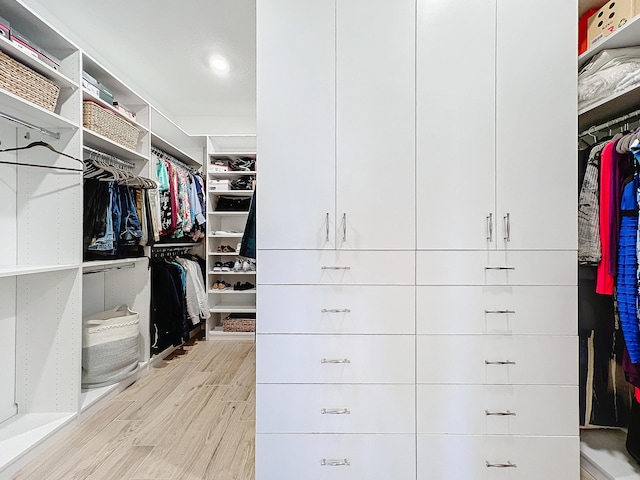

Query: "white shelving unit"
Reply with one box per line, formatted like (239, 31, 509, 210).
(578, 8, 640, 478)
(206, 135, 256, 340)
(0, 1, 83, 474)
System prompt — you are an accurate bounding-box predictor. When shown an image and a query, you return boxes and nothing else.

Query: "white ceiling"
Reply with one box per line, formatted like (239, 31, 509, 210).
(21, 0, 256, 134)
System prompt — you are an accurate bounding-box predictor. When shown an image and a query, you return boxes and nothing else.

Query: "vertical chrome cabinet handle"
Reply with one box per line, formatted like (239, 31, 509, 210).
(326, 212, 330, 242)
(342, 213, 347, 242)
(503, 213, 511, 242)
(486, 461, 517, 468)
(485, 360, 516, 365)
(321, 458, 350, 467)
(321, 308, 351, 313)
(485, 410, 516, 416)
(321, 358, 350, 364)
(321, 408, 351, 415)
(484, 310, 516, 314)
(487, 213, 493, 242)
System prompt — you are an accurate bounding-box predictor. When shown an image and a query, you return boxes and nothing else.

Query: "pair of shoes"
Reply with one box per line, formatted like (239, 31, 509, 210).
(221, 261, 234, 272)
(216, 245, 235, 253)
(242, 259, 256, 272)
(233, 281, 255, 291)
(213, 261, 223, 272)
(213, 280, 231, 290)
(233, 259, 242, 272)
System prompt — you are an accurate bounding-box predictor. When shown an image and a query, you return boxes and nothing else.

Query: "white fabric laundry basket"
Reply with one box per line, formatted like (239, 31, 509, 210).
(82, 305, 140, 389)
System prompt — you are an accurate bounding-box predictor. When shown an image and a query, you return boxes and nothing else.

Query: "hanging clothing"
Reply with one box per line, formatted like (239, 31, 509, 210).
(597, 141, 616, 294)
(579, 142, 606, 265)
(176, 257, 210, 325)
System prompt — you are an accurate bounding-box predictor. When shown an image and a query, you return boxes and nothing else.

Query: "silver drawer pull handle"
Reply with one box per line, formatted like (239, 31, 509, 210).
(484, 266, 515, 271)
(322, 458, 350, 467)
(321, 308, 351, 313)
(321, 408, 350, 415)
(321, 266, 351, 270)
(485, 360, 516, 365)
(321, 358, 350, 364)
(326, 213, 330, 242)
(486, 461, 517, 468)
(503, 212, 511, 242)
(485, 410, 516, 416)
(484, 310, 516, 314)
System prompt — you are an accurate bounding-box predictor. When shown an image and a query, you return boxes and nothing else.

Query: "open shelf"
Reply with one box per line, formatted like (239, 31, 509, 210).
(208, 190, 254, 196)
(0, 264, 78, 278)
(0, 88, 77, 131)
(82, 90, 148, 133)
(83, 128, 148, 163)
(0, 413, 76, 471)
(209, 211, 249, 216)
(578, 83, 640, 131)
(151, 133, 201, 167)
(581, 428, 640, 479)
(209, 170, 257, 177)
(209, 271, 256, 275)
(208, 289, 256, 294)
(579, 14, 640, 68)
(210, 305, 257, 314)
(0, 36, 78, 91)
(208, 326, 255, 340)
(209, 233, 244, 238)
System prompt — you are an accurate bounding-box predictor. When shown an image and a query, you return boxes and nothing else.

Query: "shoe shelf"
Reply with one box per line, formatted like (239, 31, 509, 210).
(210, 305, 257, 314)
(210, 271, 257, 275)
(209, 234, 244, 238)
(209, 211, 249, 216)
(208, 190, 255, 196)
(209, 170, 257, 178)
(208, 289, 256, 294)
(0, 264, 79, 278)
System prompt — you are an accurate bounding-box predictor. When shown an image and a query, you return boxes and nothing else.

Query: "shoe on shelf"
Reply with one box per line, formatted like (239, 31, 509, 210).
(221, 261, 234, 272)
(233, 281, 255, 291)
(212, 280, 222, 290)
(213, 262, 223, 272)
(242, 259, 256, 272)
(233, 259, 242, 272)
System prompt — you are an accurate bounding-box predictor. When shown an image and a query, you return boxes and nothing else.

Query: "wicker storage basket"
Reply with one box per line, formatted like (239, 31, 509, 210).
(222, 316, 256, 332)
(0, 51, 60, 111)
(83, 101, 139, 150)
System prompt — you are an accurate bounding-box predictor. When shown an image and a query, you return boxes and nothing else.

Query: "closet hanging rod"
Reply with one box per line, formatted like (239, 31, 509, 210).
(0, 110, 60, 140)
(83, 146, 135, 169)
(579, 107, 640, 137)
(151, 146, 197, 172)
(0, 159, 82, 172)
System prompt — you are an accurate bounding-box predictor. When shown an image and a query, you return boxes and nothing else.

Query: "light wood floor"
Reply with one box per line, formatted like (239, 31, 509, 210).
(13, 338, 597, 480)
(13, 339, 255, 480)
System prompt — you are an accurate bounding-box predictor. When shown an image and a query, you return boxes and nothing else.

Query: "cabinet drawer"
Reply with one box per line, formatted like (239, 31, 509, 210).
(258, 285, 415, 334)
(417, 250, 576, 285)
(417, 434, 579, 479)
(257, 384, 415, 434)
(256, 433, 416, 480)
(257, 250, 415, 285)
(417, 285, 576, 335)
(417, 335, 577, 385)
(417, 385, 577, 436)
(257, 335, 415, 384)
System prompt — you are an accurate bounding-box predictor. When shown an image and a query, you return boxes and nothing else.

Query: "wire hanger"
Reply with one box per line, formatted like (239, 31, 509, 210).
(0, 140, 84, 165)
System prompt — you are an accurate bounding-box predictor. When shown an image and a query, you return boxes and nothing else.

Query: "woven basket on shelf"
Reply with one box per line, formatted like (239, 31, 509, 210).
(222, 317, 256, 333)
(83, 101, 139, 150)
(0, 50, 60, 111)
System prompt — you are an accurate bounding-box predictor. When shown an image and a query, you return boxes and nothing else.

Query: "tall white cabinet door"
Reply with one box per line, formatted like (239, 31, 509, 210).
(257, 0, 336, 250)
(416, 0, 496, 250)
(336, 0, 415, 250)
(495, 0, 577, 250)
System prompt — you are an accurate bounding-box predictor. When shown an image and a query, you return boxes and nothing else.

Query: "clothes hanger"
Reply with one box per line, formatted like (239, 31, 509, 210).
(0, 140, 84, 165)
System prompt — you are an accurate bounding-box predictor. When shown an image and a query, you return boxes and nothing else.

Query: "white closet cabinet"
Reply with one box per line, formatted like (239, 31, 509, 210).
(416, 0, 496, 250)
(257, 0, 415, 251)
(417, 0, 577, 251)
(256, 0, 336, 251)
(495, 0, 577, 251)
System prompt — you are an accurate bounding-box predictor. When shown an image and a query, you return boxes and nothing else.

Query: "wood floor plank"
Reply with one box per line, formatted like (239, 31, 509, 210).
(85, 446, 154, 480)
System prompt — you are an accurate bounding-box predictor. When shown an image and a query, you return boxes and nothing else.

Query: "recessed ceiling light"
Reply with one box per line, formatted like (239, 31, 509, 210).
(210, 54, 229, 74)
